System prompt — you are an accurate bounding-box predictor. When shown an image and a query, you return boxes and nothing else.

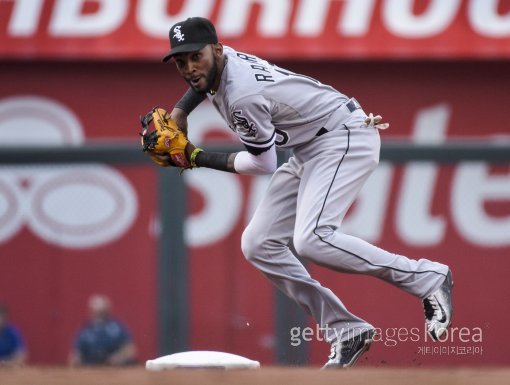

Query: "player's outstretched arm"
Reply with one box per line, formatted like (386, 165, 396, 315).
(140, 106, 277, 175)
(192, 151, 237, 173)
(194, 146, 277, 175)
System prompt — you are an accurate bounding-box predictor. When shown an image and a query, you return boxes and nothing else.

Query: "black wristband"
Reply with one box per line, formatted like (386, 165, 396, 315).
(175, 88, 207, 115)
(195, 151, 234, 172)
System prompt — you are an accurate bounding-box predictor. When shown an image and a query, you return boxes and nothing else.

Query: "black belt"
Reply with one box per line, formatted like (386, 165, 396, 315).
(345, 98, 361, 113)
(316, 98, 361, 137)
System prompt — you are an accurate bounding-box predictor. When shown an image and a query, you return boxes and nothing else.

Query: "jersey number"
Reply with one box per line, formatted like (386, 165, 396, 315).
(275, 129, 289, 146)
(272, 67, 320, 146)
(273, 67, 320, 85)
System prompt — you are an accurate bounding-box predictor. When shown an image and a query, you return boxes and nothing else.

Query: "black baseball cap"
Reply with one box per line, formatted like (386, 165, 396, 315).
(162, 17, 218, 62)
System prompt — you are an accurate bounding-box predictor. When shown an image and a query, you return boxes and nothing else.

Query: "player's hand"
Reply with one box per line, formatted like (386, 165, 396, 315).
(170, 107, 189, 137)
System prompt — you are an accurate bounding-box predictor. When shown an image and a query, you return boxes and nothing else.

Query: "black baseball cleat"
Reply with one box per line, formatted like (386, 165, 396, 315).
(322, 329, 376, 369)
(422, 270, 454, 341)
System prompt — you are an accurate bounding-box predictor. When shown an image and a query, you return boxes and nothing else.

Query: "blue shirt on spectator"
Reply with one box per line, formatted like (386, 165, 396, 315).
(0, 324, 25, 360)
(74, 318, 132, 365)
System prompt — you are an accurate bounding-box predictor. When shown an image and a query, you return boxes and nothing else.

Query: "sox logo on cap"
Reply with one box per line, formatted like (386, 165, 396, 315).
(173, 26, 185, 42)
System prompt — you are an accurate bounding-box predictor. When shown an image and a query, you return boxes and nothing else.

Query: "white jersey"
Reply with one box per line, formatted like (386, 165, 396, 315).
(204, 47, 452, 360)
(208, 46, 349, 152)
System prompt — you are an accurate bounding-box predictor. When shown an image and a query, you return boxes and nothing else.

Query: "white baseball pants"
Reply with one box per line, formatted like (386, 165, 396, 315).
(241, 105, 449, 343)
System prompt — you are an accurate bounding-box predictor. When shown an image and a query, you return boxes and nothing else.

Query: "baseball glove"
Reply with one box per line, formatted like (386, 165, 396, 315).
(140, 107, 199, 169)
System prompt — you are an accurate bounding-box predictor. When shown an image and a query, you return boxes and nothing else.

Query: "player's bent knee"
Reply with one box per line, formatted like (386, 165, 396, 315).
(293, 233, 317, 260)
(293, 227, 336, 261)
(242, 225, 290, 263)
(241, 226, 263, 262)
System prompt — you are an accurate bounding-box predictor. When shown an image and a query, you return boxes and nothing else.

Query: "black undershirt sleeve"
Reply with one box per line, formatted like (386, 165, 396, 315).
(195, 151, 235, 173)
(174, 88, 207, 115)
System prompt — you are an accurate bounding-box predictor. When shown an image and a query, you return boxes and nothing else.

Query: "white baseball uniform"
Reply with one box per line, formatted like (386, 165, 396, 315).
(207, 46, 449, 343)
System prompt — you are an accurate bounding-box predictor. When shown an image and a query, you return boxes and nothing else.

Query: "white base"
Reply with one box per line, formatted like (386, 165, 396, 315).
(145, 351, 261, 370)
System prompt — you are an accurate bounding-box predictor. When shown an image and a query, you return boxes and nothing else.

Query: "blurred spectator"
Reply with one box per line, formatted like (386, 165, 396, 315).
(0, 303, 27, 366)
(69, 294, 136, 366)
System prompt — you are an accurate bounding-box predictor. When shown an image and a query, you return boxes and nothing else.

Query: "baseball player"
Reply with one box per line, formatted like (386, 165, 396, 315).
(143, 17, 453, 368)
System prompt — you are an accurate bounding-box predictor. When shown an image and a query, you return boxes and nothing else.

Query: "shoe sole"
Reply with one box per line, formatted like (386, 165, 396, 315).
(342, 335, 374, 368)
(321, 331, 376, 370)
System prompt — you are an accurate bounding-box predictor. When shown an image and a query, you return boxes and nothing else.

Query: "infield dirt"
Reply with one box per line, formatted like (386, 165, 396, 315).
(0, 367, 509, 385)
